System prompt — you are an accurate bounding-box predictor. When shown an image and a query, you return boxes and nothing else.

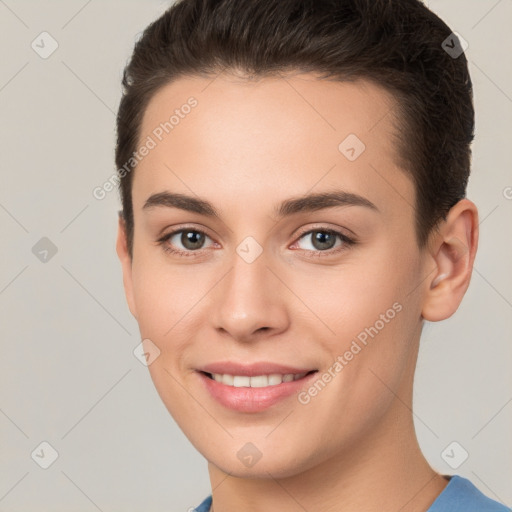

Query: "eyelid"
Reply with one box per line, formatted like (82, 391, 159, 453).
(293, 222, 355, 240)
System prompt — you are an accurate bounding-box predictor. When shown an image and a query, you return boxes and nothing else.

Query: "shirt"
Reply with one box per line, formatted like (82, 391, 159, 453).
(193, 475, 510, 511)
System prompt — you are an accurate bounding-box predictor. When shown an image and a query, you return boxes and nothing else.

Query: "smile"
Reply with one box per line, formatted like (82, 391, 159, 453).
(205, 371, 314, 387)
(197, 368, 319, 413)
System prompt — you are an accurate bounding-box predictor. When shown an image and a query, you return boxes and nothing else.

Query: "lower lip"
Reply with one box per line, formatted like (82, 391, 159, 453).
(197, 371, 318, 413)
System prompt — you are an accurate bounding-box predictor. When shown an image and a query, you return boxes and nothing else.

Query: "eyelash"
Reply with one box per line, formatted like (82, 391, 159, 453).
(156, 226, 356, 259)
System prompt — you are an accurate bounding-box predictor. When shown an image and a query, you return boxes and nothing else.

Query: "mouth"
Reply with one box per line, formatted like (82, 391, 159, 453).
(200, 370, 317, 387)
(196, 368, 319, 413)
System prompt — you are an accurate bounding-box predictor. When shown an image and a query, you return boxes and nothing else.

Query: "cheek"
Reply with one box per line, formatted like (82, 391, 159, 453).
(129, 261, 196, 423)
(302, 247, 419, 405)
(296, 249, 407, 341)
(131, 268, 172, 338)
(129, 258, 216, 377)
(130, 256, 198, 337)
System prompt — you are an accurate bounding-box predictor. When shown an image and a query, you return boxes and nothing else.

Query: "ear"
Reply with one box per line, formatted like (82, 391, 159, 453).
(421, 199, 479, 322)
(116, 212, 138, 319)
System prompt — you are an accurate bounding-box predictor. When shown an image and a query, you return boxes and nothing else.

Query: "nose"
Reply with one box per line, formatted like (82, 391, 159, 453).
(210, 243, 290, 343)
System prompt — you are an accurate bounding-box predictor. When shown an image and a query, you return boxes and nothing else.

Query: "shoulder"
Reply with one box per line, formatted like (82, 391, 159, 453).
(192, 479, 510, 512)
(193, 494, 212, 512)
(428, 475, 510, 512)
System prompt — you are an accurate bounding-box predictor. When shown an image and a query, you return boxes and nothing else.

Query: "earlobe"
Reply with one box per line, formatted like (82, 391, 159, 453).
(116, 213, 138, 319)
(421, 199, 479, 322)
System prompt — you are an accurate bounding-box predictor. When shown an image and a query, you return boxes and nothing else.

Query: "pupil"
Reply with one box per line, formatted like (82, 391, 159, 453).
(182, 231, 204, 250)
(313, 231, 335, 250)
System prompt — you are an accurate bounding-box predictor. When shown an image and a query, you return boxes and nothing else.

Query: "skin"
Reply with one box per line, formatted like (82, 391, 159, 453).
(116, 72, 478, 512)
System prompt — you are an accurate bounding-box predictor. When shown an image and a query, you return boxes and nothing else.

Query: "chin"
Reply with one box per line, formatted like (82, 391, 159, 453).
(210, 456, 306, 479)
(199, 436, 321, 480)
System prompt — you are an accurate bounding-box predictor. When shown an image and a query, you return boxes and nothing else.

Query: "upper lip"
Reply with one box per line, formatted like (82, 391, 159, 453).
(197, 361, 317, 377)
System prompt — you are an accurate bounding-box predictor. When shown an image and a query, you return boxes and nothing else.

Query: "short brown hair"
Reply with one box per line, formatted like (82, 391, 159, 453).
(115, 0, 474, 258)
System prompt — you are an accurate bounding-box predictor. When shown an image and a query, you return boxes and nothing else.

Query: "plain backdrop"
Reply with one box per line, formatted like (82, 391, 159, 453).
(1, 1, 511, 510)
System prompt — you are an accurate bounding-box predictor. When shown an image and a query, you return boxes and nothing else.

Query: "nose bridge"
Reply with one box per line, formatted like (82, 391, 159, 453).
(211, 239, 288, 339)
(225, 243, 272, 316)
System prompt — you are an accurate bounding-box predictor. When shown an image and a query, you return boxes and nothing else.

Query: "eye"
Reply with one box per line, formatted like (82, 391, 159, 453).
(157, 227, 215, 256)
(291, 228, 355, 256)
(157, 226, 356, 258)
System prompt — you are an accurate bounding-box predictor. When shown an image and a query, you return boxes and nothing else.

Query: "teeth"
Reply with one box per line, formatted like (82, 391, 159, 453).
(210, 372, 308, 387)
(268, 373, 283, 385)
(233, 375, 250, 387)
(222, 374, 234, 386)
(249, 375, 268, 387)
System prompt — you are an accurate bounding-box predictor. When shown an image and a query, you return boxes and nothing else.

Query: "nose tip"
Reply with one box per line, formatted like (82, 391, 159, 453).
(210, 255, 290, 342)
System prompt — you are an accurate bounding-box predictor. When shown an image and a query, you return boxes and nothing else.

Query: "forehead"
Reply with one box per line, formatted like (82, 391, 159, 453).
(132, 72, 414, 220)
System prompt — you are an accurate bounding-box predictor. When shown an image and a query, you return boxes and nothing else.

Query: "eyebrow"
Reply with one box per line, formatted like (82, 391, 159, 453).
(142, 189, 379, 218)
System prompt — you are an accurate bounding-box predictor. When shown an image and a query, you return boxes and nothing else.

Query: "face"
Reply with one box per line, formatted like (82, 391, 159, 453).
(118, 73, 431, 478)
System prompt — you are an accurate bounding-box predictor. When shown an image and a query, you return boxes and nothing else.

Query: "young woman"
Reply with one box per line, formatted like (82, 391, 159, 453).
(114, 0, 509, 510)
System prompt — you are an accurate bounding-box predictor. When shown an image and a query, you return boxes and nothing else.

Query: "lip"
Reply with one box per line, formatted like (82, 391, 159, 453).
(196, 361, 318, 413)
(198, 361, 316, 376)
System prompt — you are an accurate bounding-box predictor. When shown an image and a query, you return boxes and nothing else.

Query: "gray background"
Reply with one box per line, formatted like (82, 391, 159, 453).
(0, 1, 511, 510)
